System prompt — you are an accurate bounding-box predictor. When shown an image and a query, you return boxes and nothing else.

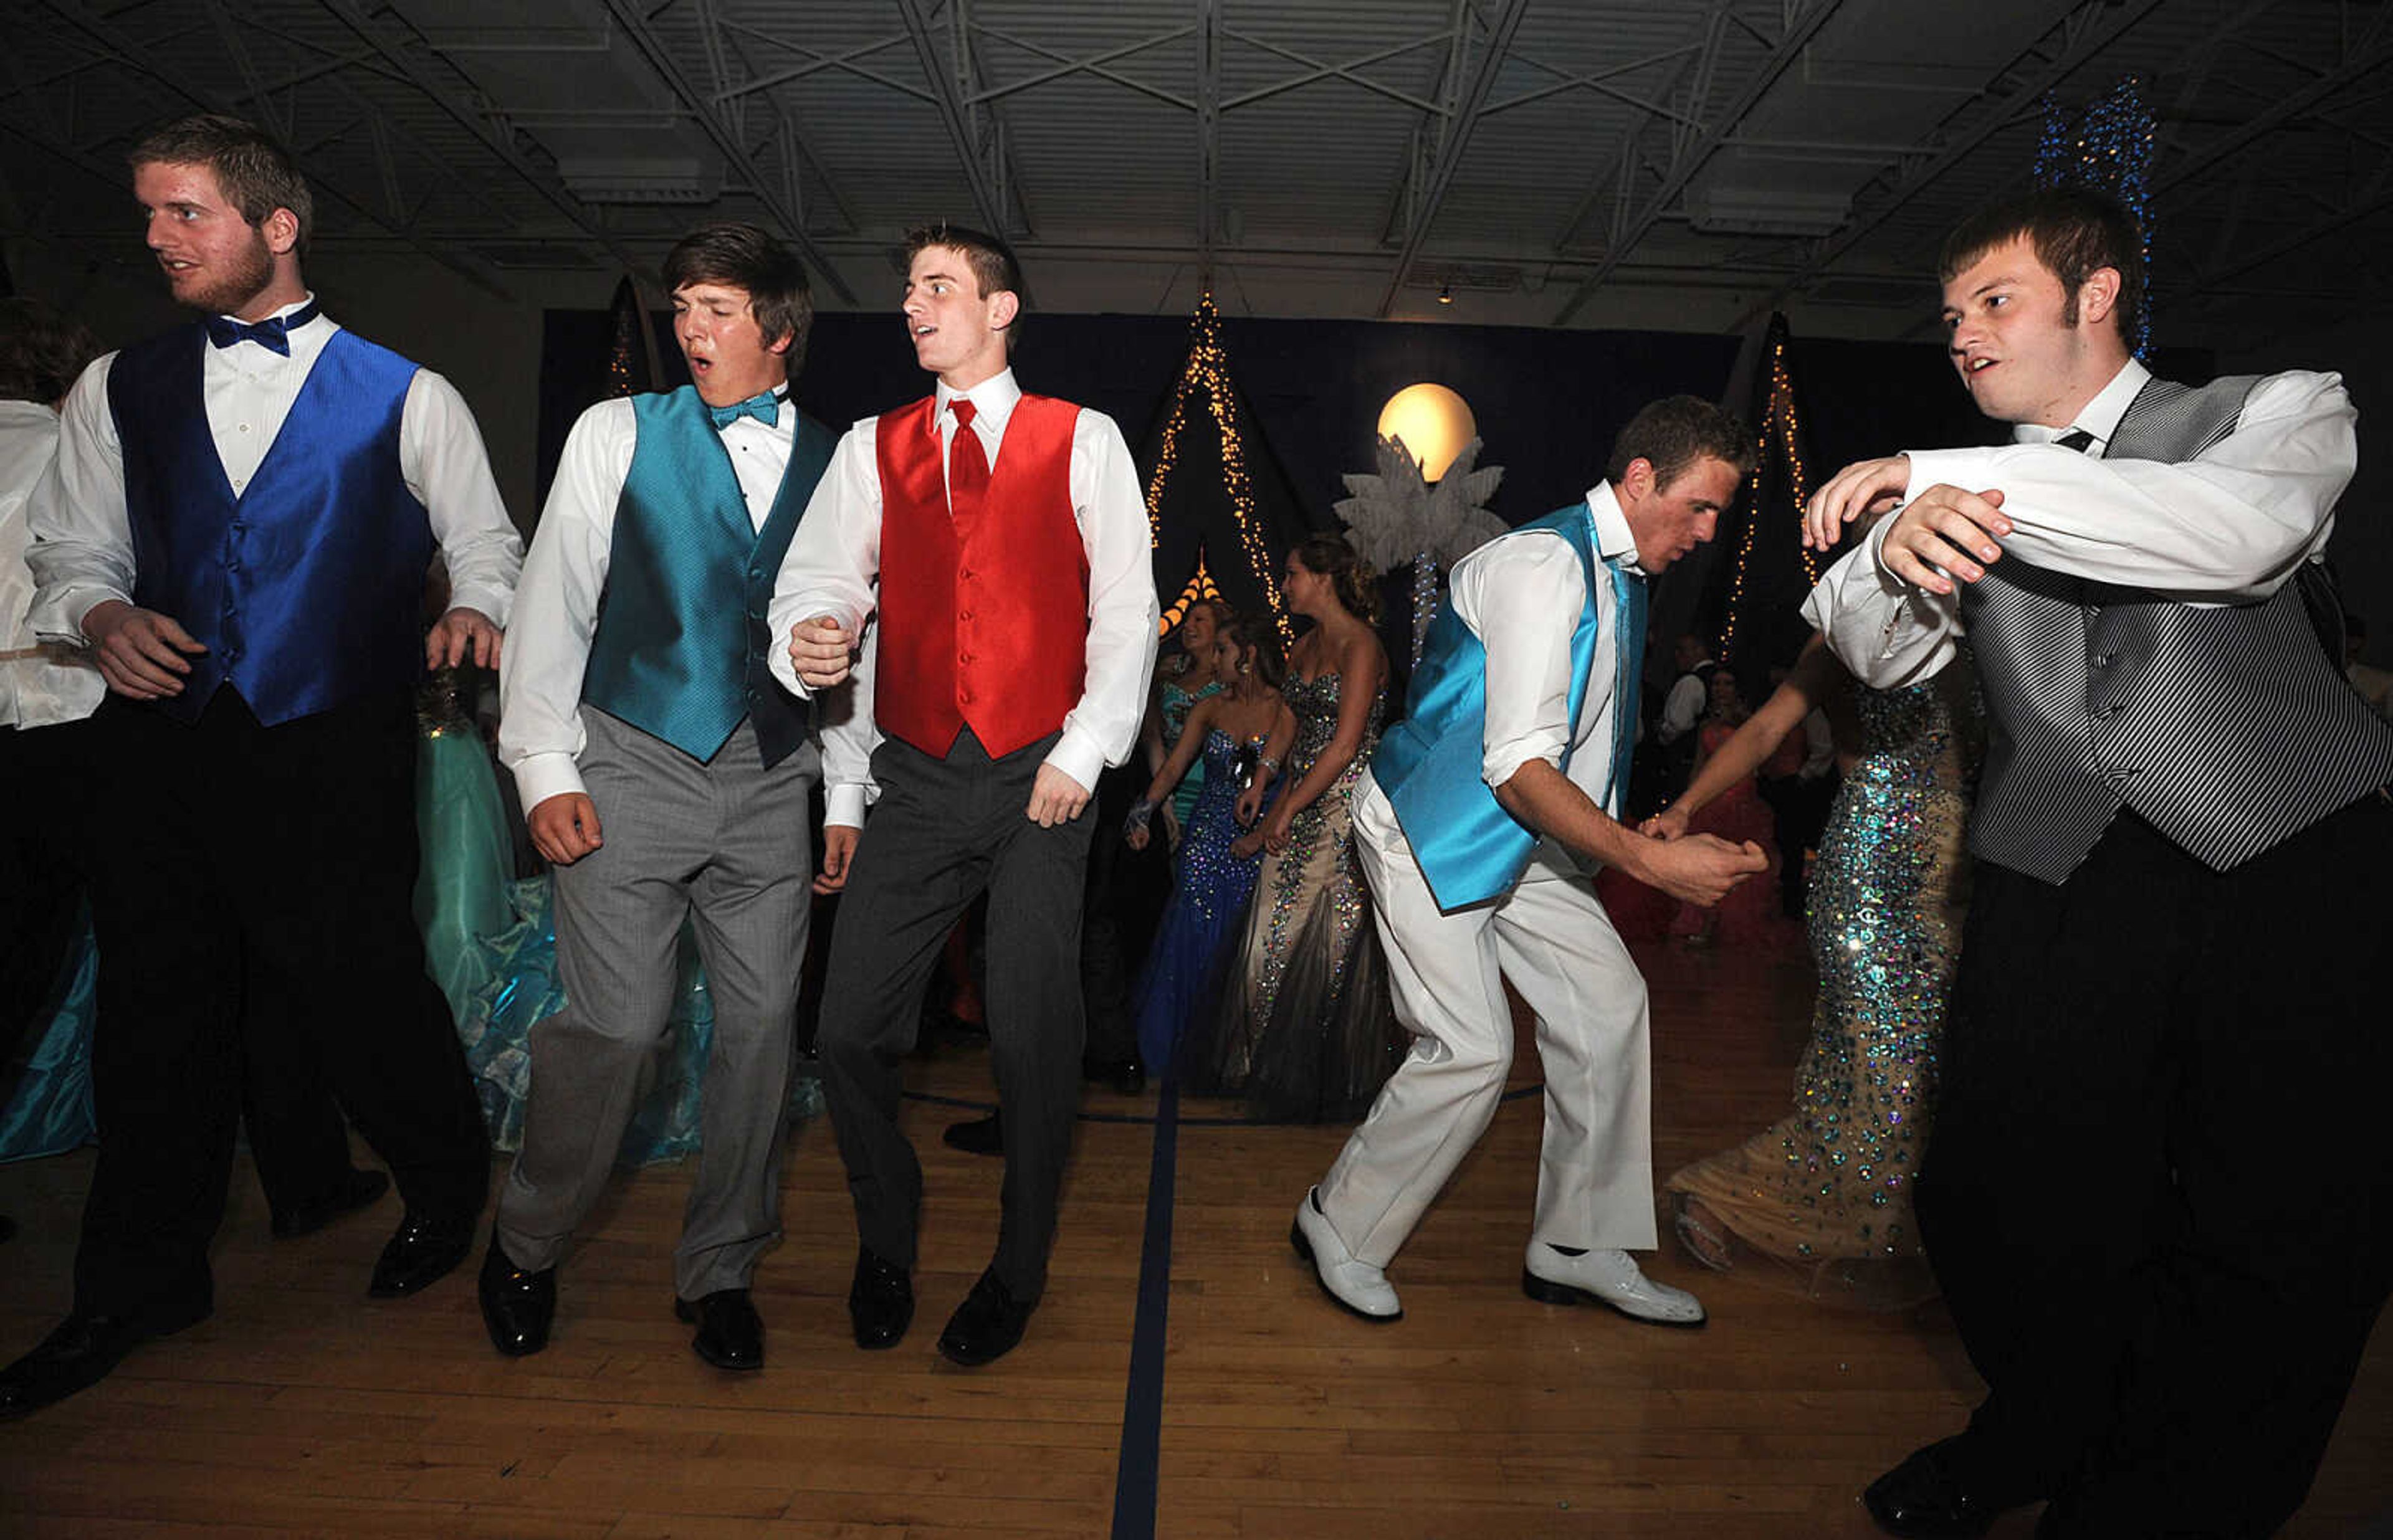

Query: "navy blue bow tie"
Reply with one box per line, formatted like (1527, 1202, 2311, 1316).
(204, 300, 318, 356)
(707, 389, 784, 431)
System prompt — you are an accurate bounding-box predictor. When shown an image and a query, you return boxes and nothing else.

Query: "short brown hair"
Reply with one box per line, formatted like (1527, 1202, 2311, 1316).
(1605, 396, 1752, 490)
(130, 113, 313, 256)
(1939, 187, 2142, 346)
(663, 222, 814, 382)
(903, 222, 1025, 351)
(0, 299, 102, 405)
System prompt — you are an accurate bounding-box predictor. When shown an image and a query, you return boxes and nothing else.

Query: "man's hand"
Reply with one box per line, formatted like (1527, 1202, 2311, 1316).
(789, 616, 854, 689)
(425, 605, 503, 670)
(1124, 821, 1151, 852)
(1025, 763, 1091, 827)
(527, 792, 604, 866)
(82, 599, 205, 700)
(1639, 804, 1693, 842)
(1874, 484, 2012, 596)
(1635, 832, 1767, 908)
(1802, 456, 1913, 550)
(814, 824, 859, 895)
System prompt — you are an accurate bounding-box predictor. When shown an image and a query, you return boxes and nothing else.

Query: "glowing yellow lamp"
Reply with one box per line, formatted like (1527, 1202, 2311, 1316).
(1375, 383, 1476, 482)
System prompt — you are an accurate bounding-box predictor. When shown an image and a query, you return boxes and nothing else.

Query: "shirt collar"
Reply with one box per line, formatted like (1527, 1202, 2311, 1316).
(1584, 481, 1644, 573)
(214, 291, 325, 331)
(935, 368, 1020, 433)
(2013, 356, 2147, 451)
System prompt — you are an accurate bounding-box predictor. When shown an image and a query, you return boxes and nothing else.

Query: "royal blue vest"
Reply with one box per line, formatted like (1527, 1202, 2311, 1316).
(580, 387, 836, 768)
(108, 324, 431, 726)
(1372, 502, 1631, 911)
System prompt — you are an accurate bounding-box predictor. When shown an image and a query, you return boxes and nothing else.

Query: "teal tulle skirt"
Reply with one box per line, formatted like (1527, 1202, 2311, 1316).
(0, 724, 819, 1166)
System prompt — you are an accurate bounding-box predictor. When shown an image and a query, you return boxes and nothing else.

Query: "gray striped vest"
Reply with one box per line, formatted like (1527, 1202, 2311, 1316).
(1959, 374, 2393, 883)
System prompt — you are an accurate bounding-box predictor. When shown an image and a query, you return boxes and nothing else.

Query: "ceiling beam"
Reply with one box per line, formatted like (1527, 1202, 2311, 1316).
(1197, 0, 1220, 267)
(1552, 0, 1846, 325)
(897, 0, 1013, 234)
(2152, 33, 2393, 194)
(1739, 0, 2168, 329)
(596, 0, 859, 300)
(1375, 0, 1531, 318)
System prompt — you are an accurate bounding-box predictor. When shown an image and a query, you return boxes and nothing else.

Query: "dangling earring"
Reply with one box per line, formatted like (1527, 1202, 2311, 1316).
(1239, 660, 1253, 675)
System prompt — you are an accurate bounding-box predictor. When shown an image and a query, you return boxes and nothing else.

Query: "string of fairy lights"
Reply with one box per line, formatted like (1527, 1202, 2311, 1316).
(1143, 292, 1291, 644)
(1717, 328, 1816, 666)
(2035, 75, 2155, 361)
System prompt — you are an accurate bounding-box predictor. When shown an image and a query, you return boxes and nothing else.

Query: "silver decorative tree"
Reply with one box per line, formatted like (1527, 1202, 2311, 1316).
(1334, 434, 1505, 667)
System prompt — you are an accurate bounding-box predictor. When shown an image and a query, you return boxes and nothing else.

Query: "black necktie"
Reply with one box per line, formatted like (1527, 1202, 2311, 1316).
(204, 300, 320, 356)
(2055, 427, 2096, 454)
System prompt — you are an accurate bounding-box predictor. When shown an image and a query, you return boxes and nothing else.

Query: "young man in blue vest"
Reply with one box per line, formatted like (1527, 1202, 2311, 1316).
(480, 223, 841, 1372)
(1294, 396, 1764, 1329)
(3, 113, 522, 1420)
(1804, 188, 2393, 1539)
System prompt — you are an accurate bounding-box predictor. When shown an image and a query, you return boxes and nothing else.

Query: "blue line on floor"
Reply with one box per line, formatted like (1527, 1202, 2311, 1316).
(900, 1083, 1542, 1126)
(1109, 1075, 1181, 1540)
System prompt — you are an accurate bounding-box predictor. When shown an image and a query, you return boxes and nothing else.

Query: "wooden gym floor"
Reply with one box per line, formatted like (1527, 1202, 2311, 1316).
(1, 937, 2386, 1538)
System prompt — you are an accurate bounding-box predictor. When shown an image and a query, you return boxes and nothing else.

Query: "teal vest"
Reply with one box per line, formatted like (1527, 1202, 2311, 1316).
(1372, 501, 1643, 911)
(581, 387, 837, 767)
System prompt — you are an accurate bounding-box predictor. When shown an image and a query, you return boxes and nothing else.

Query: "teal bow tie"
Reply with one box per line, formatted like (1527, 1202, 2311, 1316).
(707, 389, 782, 430)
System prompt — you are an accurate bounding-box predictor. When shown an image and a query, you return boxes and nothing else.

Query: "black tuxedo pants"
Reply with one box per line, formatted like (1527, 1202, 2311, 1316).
(816, 728, 1092, 1302)
(1918, 794, 2393, 1538)
(72, 688, 490, 1320)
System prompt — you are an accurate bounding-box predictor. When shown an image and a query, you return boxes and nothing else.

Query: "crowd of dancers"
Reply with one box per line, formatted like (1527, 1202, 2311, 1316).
(2, 110, 2389, 1540)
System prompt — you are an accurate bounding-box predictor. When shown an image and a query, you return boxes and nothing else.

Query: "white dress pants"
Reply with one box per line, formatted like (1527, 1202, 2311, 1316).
(1317, 778, 1657, 1268)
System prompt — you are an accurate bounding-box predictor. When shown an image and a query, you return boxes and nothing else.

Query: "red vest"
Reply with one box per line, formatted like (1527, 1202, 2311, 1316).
(874, 392, 1090, 758)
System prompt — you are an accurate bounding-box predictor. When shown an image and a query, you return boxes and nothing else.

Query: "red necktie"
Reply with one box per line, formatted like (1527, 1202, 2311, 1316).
(947, 398, 988, 526)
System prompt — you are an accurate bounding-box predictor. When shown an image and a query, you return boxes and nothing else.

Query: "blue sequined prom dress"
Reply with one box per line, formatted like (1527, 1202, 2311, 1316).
(1133, 727, 1271, 1075)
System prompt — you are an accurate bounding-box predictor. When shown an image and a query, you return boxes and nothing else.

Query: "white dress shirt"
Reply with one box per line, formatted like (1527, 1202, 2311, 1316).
(1456, 480, 1641, 822)
(767, 366, 1160, 814)
(498, 392, 866, 819)
(1803, 358, 2357, 687)
(1, 401, 103, 728)
(1655, 668, 1708, 744)
(27, 293, 522, 643)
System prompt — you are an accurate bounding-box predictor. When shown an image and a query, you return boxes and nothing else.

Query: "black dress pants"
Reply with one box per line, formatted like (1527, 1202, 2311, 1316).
(72, 688, 489, 1320)
(816, 728, 1093, 1301)
(1918, 794, 2393, 1538)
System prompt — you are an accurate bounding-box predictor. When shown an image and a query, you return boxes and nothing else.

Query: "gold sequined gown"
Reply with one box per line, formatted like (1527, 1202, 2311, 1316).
(1665, 671, 1975, 1307)
(1188, 668, 1398, 1121)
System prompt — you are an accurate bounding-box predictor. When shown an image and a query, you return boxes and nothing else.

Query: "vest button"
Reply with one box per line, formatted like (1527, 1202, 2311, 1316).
(958, 609, 973, 622)
(959, 566, 974, 581)
(958, 688, 975, 704)
(748, 567, 764, 581)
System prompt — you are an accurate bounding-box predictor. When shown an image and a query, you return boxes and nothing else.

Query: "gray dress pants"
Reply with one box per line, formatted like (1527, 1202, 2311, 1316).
(496, 708, 816, 1299)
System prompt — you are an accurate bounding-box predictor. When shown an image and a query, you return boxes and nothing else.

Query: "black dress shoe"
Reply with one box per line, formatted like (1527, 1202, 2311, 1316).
(1865, 1437, 2020, 1538)
(942, 1112, 1004, 1157)
(848, 1248, 914, 1350)
(477, 1242, 556, 1357)
(936, 1268, 1034, 1367)
(270, 1168, 391, 1240)
(1082, 1056, 1146, 1095)
(674, 1288, 764, 1371)
(369, 1210, 479, 1298)
(0, 1304, 209, 1421)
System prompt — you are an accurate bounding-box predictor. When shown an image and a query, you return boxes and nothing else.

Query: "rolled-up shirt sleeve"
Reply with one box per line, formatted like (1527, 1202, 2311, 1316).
(1454, 530, 1587, 791)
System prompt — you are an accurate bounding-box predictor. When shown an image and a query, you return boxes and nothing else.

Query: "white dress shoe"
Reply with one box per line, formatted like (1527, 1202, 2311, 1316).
(1521, 1244, 1706, 1327)
(1291, 1187, 1401, 1321)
